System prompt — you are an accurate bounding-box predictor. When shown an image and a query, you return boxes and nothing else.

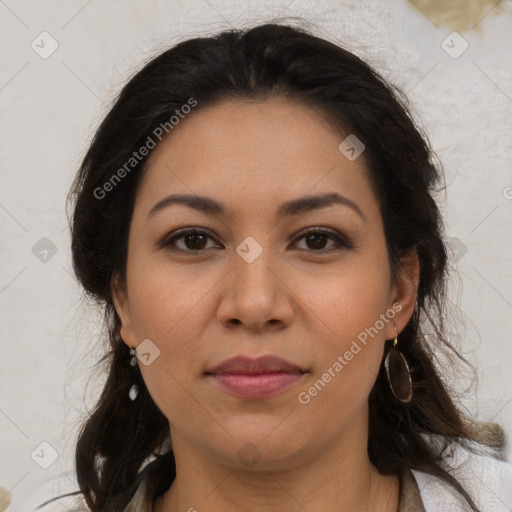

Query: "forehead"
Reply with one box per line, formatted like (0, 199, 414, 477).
(134, 97, 377, 220)
(145, 97, 344, 167)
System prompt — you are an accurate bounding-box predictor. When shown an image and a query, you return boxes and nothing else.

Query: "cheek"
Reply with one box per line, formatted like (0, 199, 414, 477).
(299, 257, 392, 339)
(126, 255, 220, 342)
(125, 258, 218, 405)
(294, 272, 390, 423)
(131, 269, 212, 424)
(294, 259, 391, 402)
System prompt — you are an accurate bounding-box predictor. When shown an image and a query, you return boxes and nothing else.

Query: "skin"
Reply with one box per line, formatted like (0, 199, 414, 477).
(111, 97, 419, 512)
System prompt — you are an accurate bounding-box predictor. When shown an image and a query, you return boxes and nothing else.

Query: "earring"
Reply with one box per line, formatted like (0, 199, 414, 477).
(128, 347, 139, 401)
(384, 326, 413, 403)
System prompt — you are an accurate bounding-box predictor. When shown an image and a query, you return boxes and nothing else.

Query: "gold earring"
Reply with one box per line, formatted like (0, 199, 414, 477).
(384, 326, 413, 403)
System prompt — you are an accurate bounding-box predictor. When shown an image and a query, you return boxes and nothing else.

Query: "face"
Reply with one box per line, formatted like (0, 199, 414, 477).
(112, 97, 417, 471)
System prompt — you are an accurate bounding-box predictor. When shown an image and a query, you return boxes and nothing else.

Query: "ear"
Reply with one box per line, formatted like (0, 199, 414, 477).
(111, 271, 137, 349)
(385, 246, 420, 340)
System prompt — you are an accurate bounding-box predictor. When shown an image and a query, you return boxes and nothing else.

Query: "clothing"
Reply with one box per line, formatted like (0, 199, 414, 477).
(34, 444, 512, 511)
(411, 442, 512, 512)
(122, 462, 426, 511)
(399, 468, 427, 512)
(122, 443, 512, 511)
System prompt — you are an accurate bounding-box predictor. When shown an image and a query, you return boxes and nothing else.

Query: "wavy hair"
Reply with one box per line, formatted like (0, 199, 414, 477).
(50, 21, 505, 511)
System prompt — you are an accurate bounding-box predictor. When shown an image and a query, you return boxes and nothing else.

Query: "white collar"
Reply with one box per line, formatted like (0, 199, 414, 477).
(411, 442, 512, 512)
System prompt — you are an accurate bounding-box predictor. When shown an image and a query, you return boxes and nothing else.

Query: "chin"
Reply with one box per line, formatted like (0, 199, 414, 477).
(217, 427, 310, 469)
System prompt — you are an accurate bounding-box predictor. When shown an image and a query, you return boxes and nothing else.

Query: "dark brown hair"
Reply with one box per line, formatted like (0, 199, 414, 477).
(53, 20, 505, 511)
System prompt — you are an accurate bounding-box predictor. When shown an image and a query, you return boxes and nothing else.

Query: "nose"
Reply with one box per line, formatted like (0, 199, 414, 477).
(216, 244, 295, 332)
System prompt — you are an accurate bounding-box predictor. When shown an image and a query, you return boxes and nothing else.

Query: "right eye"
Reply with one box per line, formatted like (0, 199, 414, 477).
(159, 228, 221, 253)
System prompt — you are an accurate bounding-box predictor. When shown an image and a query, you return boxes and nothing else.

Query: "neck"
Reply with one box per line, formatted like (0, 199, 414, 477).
(155, 413, 399, 512)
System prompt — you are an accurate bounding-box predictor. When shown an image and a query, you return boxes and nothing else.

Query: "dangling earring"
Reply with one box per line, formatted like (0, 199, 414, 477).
(384, 326, 413, 403)
(128, 347, 139, 401)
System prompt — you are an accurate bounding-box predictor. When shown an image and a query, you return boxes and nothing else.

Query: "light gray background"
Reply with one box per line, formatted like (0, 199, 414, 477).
(1, 1, 511, 510)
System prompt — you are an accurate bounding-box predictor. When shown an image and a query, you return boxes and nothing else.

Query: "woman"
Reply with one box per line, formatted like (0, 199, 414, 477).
(41, 21, 511, 512)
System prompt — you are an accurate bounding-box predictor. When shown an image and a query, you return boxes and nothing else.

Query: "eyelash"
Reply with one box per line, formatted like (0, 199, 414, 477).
(159, 227, 354, 254)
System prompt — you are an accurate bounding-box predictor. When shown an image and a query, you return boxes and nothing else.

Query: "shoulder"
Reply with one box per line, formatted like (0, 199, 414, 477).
(30, 453, 172, 512)
(32, 474, 153, 512)
(33, 494, 88, 512)
(9, 471, 87, 512)
(411, 441, 512, 512)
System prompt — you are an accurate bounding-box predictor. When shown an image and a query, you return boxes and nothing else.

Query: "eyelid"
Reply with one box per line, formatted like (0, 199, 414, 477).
(159, 226, 354, 253)
(158, 227, 220, 251)
(292, 226, 354, 249)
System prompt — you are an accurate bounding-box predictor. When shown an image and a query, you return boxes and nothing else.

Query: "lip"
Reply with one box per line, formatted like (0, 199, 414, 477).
(207, 355, 304, 375)
(205, 355, 306, 399)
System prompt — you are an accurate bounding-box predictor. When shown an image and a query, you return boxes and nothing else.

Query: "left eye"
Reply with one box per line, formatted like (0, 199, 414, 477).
(160, 228, 352, 253)
(293, 228, 353, 252)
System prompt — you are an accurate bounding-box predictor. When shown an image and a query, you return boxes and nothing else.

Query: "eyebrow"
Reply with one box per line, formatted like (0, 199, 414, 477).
(146, 192, 365, 222)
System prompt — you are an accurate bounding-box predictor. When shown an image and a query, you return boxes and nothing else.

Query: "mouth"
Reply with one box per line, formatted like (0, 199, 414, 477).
(205, 355, 307, 399)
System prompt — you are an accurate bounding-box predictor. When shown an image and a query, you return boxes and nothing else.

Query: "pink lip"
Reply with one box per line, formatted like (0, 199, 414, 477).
(207, 355, 304, 374)
(205, 355, 306, 399)
(209, 372, 304, 399)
